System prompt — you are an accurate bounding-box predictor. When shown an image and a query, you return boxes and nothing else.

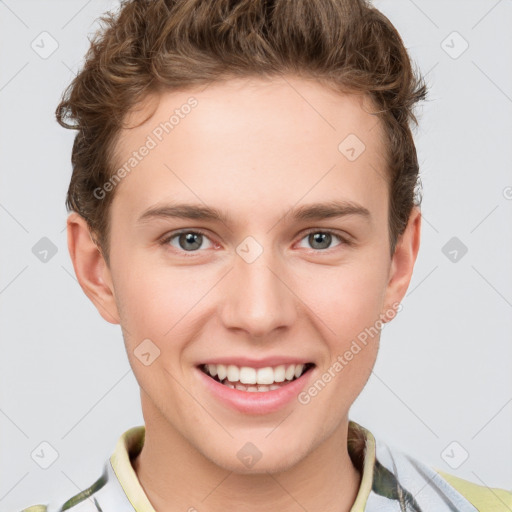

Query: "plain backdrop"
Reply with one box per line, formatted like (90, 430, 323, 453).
(1, 0, 511, 510)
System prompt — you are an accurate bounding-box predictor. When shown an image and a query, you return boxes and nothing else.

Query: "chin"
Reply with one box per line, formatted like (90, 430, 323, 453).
(202, 436, 312, 476)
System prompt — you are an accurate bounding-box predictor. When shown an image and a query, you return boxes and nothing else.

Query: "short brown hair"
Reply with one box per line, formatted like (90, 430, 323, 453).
(56, 0, 427, 265)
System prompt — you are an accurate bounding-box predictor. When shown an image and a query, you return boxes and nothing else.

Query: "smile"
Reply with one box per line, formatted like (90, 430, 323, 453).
(199, 363, 315, 392)
(196, 361, 316, 414)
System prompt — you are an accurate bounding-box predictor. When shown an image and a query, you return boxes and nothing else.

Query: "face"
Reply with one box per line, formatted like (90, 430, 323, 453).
(69, 75, 420, 474)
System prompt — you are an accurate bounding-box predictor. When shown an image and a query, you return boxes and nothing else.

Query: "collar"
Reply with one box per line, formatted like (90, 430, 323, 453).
(109, 419, 376, 512)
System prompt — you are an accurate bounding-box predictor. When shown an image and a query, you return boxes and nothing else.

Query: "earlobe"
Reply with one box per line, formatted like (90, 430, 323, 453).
(381, 206, 422, 323)
(66, 212, 120, 324)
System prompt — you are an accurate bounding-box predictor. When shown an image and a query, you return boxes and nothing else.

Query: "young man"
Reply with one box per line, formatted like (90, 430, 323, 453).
(20, 0, 511, 510)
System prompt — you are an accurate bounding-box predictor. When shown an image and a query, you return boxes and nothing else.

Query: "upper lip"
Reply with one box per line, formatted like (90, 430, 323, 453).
(197, 356, 315, 369)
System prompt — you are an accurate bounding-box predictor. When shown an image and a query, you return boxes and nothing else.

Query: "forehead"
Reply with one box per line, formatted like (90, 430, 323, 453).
(118, 76, 385, 153)
(110, 75, 388, 226)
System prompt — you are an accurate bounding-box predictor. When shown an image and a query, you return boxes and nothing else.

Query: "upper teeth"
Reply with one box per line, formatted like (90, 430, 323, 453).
(204, 363, 307, 385)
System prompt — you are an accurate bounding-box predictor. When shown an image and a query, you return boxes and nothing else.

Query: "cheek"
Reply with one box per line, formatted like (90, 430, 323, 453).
(297, 257, 388, 341)
(300, 266, 384, 404)
(112, 261, 212, 354)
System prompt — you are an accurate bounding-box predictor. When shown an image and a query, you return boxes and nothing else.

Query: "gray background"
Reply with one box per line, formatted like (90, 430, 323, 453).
(1, 0, 511, 510)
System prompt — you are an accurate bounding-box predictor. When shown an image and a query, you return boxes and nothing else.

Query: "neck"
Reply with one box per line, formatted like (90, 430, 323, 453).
(132, 397, 362, 512)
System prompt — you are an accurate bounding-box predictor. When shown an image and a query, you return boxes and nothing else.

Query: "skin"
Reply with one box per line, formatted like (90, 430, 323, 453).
(67, 75, 421, 512)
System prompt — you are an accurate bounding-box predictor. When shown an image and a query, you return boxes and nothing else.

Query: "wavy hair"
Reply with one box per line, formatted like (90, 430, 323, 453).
(56, 0, 427, 265)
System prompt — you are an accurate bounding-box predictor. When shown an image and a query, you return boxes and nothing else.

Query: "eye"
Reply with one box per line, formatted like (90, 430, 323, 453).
(296, 229, 349, 251)
(160, 230, 215, 253)
(159, 228, 351, 255)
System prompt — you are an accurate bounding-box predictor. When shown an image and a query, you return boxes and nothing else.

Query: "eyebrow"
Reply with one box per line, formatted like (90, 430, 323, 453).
(137, 200, 371, 225)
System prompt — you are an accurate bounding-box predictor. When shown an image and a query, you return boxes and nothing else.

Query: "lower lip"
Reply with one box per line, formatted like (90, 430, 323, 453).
(196, 366, 315, 415)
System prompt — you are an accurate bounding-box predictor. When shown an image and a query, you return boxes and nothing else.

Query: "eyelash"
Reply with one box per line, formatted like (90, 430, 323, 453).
(158, 228, 352, 256)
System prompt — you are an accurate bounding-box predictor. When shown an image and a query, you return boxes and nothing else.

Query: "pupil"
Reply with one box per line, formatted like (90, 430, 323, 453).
(310, 232, 331, 249)
(180, 232, 202, 251)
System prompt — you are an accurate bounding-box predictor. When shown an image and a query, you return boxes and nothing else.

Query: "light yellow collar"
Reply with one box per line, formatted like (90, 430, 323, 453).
(110, 420, 376, 512)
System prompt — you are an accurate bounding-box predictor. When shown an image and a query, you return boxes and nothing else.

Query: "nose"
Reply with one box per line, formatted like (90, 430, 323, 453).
(219, 247, 297, 339)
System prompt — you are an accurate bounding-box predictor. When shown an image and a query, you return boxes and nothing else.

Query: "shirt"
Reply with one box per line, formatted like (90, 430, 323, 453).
(19, 420, 512, 512)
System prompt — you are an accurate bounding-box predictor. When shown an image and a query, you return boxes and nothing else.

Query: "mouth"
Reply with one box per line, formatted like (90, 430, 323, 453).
(198, 362, 316, 392)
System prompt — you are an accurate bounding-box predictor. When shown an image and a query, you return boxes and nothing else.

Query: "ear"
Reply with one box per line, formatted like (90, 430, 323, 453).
(381, 206, 422, 323)
(67, 212, 120, 324)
